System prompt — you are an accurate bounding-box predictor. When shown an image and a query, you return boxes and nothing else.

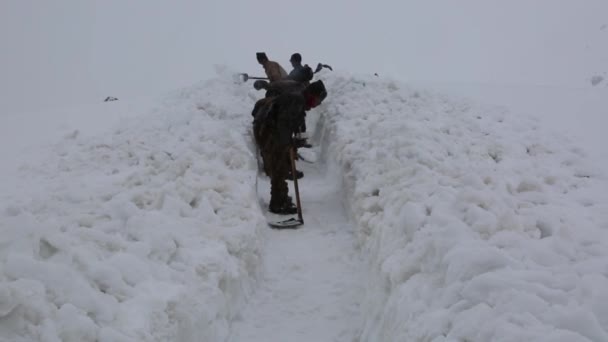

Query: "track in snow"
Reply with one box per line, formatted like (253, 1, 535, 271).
(229, 144, 364, 342)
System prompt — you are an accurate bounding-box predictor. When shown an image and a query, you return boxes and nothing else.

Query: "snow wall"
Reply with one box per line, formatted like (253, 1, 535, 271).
(320, 74, 608, 341)
(0, 71, 266, 342)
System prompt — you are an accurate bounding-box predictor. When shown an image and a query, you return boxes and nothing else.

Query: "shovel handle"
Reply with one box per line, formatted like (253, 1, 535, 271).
(289, 146, 304, 223)
(240, 73, 268, 82)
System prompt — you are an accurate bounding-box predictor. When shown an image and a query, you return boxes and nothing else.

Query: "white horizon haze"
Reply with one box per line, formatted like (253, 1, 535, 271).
(1, 0, 607, 114)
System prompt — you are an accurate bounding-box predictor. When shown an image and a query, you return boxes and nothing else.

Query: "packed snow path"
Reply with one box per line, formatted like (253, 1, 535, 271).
(229, 149, 365, 341)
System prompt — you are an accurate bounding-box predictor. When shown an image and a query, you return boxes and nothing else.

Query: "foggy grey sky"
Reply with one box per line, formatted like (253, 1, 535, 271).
(1, 0, 607, 113)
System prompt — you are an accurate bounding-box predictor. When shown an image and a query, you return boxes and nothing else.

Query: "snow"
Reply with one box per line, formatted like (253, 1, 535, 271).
(410, 82, 608, 174)
(229, 159, 364, 341)
(2, 0, 608, 339)
(1, 68, 608, 341)
(0, 70, 267, 341)
(321, 73, 608, 341)
(0, 96, 159, 194)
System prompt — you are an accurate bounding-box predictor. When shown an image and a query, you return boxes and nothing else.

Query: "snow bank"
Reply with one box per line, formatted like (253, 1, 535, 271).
(407, 82, 608, 176)
(321, 73, 608, 341)
(0, 69, 265, 341)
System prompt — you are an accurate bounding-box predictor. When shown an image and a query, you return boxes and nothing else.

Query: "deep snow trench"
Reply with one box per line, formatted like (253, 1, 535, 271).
(229, 122, 364, 341)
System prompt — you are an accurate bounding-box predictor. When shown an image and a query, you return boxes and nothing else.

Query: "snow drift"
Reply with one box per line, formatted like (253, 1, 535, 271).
(0, 72, 266, 342)
(320, 74, 608, 341)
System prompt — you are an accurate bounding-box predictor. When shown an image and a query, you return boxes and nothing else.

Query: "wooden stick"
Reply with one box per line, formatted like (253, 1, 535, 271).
(289, 146, 304, 224)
